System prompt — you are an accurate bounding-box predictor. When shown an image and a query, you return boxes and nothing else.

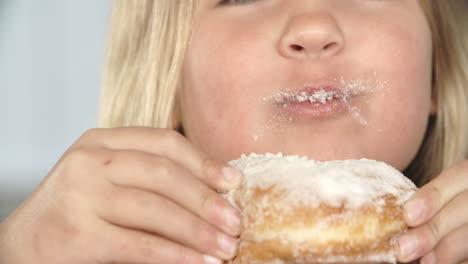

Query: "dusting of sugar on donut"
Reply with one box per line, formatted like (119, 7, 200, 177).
(225, 153, 417, 264)
(227, 153, 416, 209)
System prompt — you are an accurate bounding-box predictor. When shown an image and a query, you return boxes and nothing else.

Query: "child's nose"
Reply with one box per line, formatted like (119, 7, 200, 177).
(278, 12, 344, 60)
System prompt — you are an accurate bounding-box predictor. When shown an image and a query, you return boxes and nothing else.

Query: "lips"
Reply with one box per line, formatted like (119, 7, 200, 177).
(273, 86, 346, 104)
(270, 85, 359, 118)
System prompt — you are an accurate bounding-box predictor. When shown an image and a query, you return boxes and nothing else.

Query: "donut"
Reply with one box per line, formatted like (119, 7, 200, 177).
(224, 153, 418, 264)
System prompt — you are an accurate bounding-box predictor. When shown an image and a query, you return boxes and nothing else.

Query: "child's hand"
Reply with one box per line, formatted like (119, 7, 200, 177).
(396, 160, 468, 264)
(0, 127, 242, 264)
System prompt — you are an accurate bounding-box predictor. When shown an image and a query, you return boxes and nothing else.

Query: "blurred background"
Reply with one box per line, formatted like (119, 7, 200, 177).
(0, 0, 112, 221)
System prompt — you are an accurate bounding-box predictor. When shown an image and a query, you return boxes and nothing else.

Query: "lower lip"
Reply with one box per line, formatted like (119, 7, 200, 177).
(276, 98, 348, 117)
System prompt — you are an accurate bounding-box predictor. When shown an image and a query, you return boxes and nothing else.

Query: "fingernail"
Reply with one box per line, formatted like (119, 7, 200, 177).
(396, 234, 419, 260)
(421, 251, 436, 264)
(204, 255, 222, 264)
(223, 166, 242, 183)
(404, 198, 425, 224)
(218, 233, 237, 257)
(224, 207, 241, 234)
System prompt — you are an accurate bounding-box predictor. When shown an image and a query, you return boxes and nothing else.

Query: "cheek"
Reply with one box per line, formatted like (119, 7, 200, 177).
(368, 22, 433, 169)
(185, 27, 255, 106)
(383, 26, 433, 124)
(181, 46, 256, 159)
(181, 21, 274, 159)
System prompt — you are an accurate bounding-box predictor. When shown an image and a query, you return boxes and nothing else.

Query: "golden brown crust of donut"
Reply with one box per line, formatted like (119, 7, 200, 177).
(225, 155, 417, 264)
(230, 190, 407, 264)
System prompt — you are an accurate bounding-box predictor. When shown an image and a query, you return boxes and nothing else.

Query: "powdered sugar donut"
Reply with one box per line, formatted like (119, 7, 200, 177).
(224, 153, 418, 264)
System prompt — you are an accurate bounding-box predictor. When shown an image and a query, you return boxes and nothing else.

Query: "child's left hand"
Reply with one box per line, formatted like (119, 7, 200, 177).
(395, 160, 468, 264)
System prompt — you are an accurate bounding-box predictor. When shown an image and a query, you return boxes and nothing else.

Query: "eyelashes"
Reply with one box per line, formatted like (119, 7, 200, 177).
(217, 0, 390, 8)
(218, 0, 257, 6)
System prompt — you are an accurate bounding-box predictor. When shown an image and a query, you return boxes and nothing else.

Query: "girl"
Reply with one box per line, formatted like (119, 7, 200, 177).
(1, 0, 467, 263)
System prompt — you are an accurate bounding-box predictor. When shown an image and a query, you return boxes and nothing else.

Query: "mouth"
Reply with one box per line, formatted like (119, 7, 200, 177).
(270, 85, 359, 118)
(273, 87, 346, 104)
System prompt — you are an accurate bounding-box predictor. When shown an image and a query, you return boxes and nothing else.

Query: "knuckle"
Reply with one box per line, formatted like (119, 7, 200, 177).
(426, 214, 442, 242)
(60, 147, 94, 178)
(59, 147, 114, 187)
(80, 128, 105, 141)
(199, 190, 217, 216)
(68, 146, 107, 165)
(202, 160, 221, 185)
(66, 147, 91, 164)
(152, 157, 175, 178)
(424, 184, 443, 211)
(62, 147, 100, 174)
(190, 219, 219, 251)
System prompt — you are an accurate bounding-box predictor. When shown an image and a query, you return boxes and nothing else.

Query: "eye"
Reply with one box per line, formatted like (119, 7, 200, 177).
(218, 0, 257, 5)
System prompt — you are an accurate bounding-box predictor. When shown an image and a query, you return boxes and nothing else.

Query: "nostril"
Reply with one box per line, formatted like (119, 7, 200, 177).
(323, 42, 337, 51)
(290, 44, 304, 51)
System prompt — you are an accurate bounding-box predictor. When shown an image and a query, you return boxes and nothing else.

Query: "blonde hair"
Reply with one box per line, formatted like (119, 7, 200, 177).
(405, 0, 468, 185)
(100, 0, 193, 128)
(100, 1, 468, 187)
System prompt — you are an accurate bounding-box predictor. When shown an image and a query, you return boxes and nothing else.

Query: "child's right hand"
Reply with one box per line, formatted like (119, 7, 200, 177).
(0, 127, 242, 264)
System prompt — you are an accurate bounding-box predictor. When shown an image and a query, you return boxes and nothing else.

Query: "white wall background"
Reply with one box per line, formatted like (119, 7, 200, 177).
(0, 0, 112, 220)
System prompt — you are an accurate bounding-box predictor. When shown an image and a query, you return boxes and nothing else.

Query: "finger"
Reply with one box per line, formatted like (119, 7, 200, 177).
(97, 187, 238, 260)
(76, 127, 242, 191)
(395, 191, 468, 262)
(100, 222, 223, 264)
(96, 149, 241, 236)
(404, 161, 468, 227)
(420, 224, 468, 264)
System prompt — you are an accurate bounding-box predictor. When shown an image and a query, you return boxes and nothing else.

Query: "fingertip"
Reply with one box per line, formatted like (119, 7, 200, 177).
(203, 255, 223, 264)
(393, 232, 421, 263)
(222, 166, 243, 189)
(404, 198, 427, 226)
(216, 233, 239, 260)
(223, 206, 242, 236)
(201, 160, 243, 192)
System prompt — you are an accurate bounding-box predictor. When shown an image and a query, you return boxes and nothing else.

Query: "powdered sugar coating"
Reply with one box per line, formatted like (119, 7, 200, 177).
(227, 153, 417, 210)
(225, 153, 417, 264)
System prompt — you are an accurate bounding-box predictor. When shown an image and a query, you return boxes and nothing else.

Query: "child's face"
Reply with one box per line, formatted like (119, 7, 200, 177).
(181, 0, 434, 170)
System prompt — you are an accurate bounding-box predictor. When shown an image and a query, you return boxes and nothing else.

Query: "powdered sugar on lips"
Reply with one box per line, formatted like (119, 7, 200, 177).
(273, 88, 340, 105)
(262, 78, 373, 121)
(266, 79, 369, 106)
(251, 77, 383, 142)
(267, 85, 356, 118)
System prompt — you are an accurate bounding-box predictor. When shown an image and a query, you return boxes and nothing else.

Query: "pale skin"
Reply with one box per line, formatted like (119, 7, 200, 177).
(0, 1, 467, 264)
